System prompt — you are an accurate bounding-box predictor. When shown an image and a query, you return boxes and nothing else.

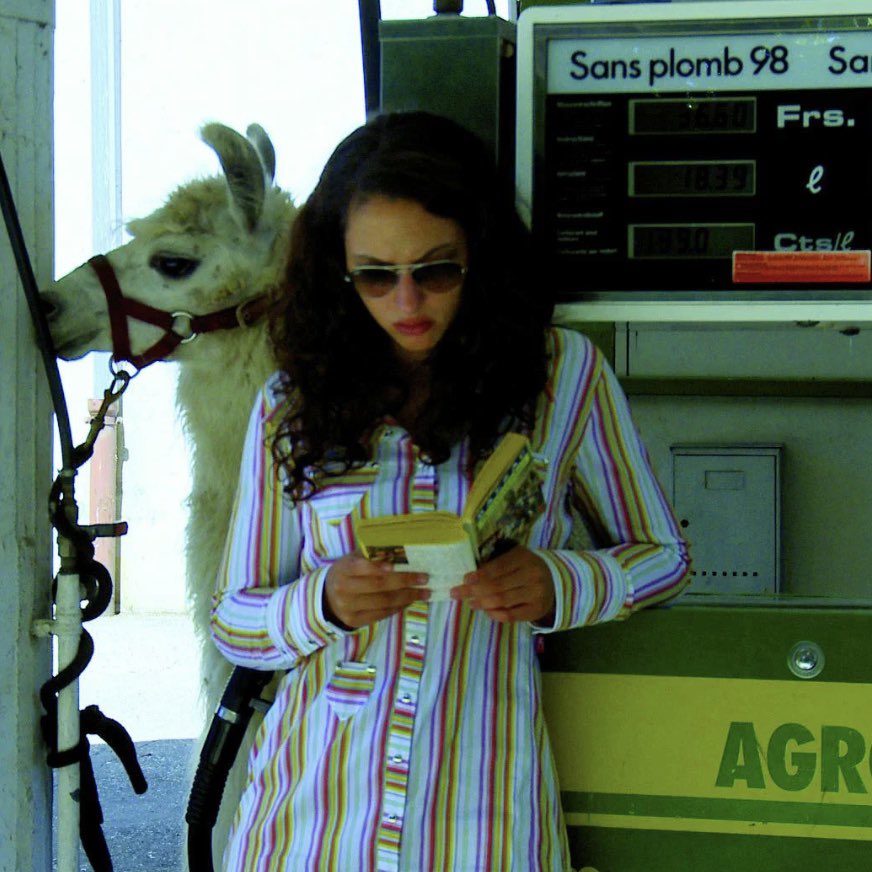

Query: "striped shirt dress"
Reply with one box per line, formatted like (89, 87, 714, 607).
(211, 327, 690, 871)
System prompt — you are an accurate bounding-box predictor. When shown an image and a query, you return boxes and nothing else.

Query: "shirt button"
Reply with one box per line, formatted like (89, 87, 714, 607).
(407, 634, 421, 645)
(387, 814, 399, 822)
(401, 694, 412, 704)
(392, 755, 404, 764)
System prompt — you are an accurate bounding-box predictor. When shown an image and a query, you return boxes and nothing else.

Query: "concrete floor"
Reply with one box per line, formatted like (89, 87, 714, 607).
(79, 611, 204, 743)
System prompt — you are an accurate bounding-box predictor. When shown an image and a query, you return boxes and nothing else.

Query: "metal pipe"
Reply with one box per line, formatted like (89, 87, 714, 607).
(88, 399, 123, 613)
(358, 0, 382, 117)
(54, 536, 82, 872)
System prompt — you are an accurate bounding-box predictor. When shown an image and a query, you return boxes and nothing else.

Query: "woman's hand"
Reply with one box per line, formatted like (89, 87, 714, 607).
(324, 553, 429, 630)
(451, 545, 555, 625)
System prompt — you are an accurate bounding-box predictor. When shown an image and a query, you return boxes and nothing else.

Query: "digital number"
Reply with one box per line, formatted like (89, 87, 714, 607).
(631, 161, 755, 197)
(631, 224, 755, 259)
(630, 99, 756, 135)
(682, 163, 752, 193)
(690, 100, 752, 131)
(634, 226, 711, 258)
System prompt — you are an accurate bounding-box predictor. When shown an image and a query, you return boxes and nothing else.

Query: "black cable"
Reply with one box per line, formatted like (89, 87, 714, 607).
(0, 148, 74, 469)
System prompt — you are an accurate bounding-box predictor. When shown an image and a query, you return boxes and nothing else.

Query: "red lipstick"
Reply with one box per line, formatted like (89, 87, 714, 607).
(393, 318, 434, 336)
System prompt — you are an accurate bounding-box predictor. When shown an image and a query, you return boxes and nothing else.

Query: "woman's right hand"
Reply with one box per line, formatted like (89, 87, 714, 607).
(324, 553, 429, 630)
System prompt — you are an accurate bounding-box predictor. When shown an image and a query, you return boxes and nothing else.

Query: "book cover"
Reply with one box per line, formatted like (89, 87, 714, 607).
(354, 433, 545, 600)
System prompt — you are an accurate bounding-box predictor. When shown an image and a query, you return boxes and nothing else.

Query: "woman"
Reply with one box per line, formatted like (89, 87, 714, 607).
(211, 111, 690, 871)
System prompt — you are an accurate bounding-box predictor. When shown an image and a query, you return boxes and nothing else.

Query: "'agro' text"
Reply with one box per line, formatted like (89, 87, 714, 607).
(717, 722, 872, 794)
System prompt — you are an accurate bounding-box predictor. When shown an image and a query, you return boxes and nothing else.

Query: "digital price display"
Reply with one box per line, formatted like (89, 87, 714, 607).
(629, 161, 756, 197)
(630, 223, 756, 259)
(629, 97, 757, 135)
(516, 1, 872, 304)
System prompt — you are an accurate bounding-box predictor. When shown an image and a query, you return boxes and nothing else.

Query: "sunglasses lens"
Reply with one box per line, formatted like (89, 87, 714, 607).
(350, 268, 396, 297)
(411, 262, 465, 293)
(348, 261, 465, 297)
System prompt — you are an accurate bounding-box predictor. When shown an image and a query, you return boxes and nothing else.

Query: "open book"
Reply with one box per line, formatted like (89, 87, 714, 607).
(354, 433, 545, 600)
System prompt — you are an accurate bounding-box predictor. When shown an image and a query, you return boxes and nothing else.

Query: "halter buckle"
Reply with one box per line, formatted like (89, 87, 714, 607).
(171, 311, 197, 343)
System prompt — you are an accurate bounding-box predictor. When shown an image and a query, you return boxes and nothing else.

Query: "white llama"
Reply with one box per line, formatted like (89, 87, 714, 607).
(42, 122, 295, 861)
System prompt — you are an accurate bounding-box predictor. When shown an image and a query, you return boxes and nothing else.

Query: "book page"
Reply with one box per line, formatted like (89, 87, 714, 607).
(464, 433, 529, 523)
(384, 540, 476, 602)
(475, 445, 545, 561)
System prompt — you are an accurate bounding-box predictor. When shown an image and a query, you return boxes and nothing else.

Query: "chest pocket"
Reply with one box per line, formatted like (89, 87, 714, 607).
(307, 466, 378, 560)
(325, 660, 377, 722)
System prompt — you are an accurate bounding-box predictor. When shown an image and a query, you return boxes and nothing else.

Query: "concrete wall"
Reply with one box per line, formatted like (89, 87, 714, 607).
(0, 3, 54, 870)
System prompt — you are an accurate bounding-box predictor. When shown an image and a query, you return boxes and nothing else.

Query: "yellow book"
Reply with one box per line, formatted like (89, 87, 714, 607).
(354, 433, 545, 600)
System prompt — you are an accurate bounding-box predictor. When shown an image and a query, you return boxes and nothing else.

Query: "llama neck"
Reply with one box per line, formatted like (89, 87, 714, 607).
(175, 324, 274, 494)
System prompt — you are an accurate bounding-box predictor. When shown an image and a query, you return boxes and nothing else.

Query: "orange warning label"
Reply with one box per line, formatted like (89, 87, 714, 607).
(732, 250, 871, 284)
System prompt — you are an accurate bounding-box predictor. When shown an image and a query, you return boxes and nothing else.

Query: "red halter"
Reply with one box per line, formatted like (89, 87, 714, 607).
(88, 254, 270, 370)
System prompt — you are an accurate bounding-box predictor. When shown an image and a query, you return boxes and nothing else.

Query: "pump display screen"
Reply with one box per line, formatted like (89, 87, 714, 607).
(629, 161, 756, 198)
(517, 2, 872, 301)
(630, 97, 757, 135)
(630, 223, 756, 259)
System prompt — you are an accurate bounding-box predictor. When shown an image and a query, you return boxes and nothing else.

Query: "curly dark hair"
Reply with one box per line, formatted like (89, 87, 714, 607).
(268, 111, 553, 501)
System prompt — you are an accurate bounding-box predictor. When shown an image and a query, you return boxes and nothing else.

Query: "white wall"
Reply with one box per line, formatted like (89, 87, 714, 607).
(0, 3, 55, 870)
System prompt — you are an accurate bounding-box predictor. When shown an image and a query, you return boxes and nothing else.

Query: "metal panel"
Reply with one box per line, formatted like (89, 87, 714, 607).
(671, 444, 782, 595)
(541, 606, 872, 871)
(623, 323, 872, 379)
(379, 15, 516, 171)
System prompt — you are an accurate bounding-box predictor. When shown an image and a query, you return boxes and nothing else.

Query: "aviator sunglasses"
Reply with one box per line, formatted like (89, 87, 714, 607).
(344, 260, 467, 298)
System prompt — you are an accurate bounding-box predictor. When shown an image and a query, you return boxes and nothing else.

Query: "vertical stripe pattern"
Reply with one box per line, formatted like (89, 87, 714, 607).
(210, 327, 690, 871)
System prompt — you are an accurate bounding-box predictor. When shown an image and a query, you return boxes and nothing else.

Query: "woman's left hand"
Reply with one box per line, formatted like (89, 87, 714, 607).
(450, 545, 555, 625)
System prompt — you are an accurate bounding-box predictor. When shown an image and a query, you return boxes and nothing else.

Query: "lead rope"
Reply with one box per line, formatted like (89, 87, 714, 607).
(0, 146, 147, 871)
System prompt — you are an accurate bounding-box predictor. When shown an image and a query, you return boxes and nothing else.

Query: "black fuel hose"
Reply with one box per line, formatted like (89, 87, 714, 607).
(186, 666, 273, 871)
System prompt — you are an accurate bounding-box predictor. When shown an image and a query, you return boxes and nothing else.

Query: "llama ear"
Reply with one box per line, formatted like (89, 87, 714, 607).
(245, 124, 276, 187)
(200, 122, 265, 232)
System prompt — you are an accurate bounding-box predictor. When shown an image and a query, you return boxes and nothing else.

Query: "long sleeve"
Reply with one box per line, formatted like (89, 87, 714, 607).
(531, 329, 690, 632)
(210, 379, 345, 670)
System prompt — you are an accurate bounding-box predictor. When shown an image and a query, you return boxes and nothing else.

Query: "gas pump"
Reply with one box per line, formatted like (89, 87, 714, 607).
(514, 2, 872, 870)
(375, 1, 872, 868)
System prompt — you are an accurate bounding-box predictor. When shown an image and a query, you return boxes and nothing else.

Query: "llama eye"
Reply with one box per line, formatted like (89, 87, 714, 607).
(150, 253, 200, 279)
